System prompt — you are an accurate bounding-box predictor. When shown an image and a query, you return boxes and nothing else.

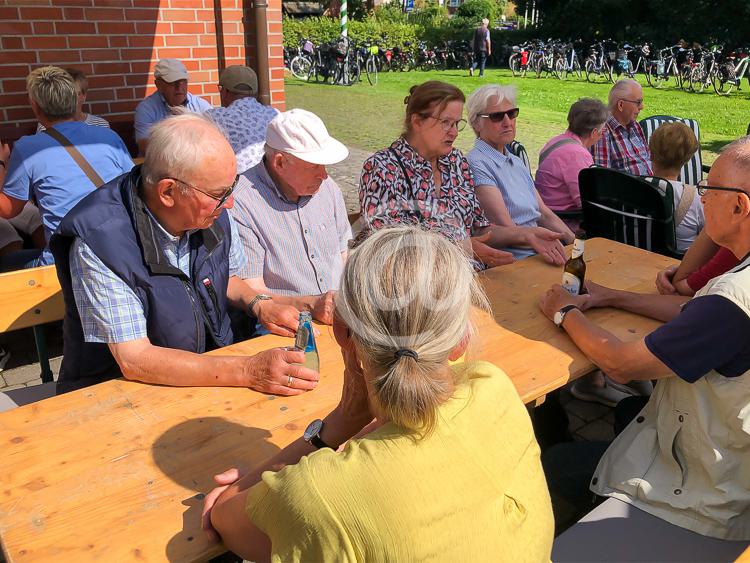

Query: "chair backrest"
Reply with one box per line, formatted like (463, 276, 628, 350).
(579, 166, 680, 257)
(639, 115, 702, 185)
(746, 122, 750, 136)
(506, 140, 531, 173)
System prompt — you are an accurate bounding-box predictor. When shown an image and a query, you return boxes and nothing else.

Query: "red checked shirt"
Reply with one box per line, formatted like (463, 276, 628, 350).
(591, 115, 652, 176)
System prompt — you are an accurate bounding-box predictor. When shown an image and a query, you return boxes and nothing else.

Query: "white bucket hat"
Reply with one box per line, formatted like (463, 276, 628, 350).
(266, 109, 349, 165)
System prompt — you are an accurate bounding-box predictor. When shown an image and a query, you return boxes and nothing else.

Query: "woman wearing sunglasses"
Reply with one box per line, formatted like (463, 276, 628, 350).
(466, 85, 575, 262)
(359, 80, 569, 269)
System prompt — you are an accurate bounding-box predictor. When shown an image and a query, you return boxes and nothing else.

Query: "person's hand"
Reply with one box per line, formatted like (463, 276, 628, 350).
(471, 231, 515, 268)
(312, 291, 336, 325)
(526, 227, 566, 265)
(580, 280, 615, 310)
(202, 467, 243, 543)
(255, 300, 300, 337)
(655, 265, 678, 295)
(538, 283, 590, 321)
(244, 347, 319, 396)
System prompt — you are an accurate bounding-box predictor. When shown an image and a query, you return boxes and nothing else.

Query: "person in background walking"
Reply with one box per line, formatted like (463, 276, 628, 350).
(469, 18, 491, 77)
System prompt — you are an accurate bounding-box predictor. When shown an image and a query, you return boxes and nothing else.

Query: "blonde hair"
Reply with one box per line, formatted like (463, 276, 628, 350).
(403, 81, 465, 137)
(26, 66, 77, 119)
(335, 226, 490, 437)
(467, 84, 517, 135)
(649, 122, 699, 171)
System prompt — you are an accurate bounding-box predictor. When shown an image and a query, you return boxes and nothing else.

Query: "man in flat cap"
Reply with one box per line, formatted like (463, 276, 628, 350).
(134, 58, 213, 155)
(207, 65, 279, 174)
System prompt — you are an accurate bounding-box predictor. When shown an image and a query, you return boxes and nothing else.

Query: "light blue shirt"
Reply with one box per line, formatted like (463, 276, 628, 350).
(69, 210, 247, 344)
(467, 138, 541, 260)
(134, 91, 213, 141)
(2, 122, 133, 264)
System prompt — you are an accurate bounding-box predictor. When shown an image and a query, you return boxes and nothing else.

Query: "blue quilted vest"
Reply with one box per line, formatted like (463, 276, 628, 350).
(50, 166, 234, 393)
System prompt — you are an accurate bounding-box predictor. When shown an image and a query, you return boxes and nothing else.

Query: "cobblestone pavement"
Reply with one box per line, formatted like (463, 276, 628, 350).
(0, 144, 614, 442)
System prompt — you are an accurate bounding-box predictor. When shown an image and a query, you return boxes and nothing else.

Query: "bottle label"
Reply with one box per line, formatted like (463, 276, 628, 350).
(562, 272, 582, 295)
(571, 239, 585, 259)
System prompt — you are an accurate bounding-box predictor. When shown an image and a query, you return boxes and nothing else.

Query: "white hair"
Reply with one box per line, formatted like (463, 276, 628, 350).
(608, 79, 641, 110)
(467, 84, 517, 135)
(335, 226, 490, 437)
(142, 114, 230, 191)
(720, 136, 750, 186)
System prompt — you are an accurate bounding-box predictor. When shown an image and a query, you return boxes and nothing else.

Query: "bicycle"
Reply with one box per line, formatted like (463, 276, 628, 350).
(585, 41, 613, 83)
(713, 47, 750, 96)
(645, 46, 682, 89)
(289, 38, 314, 81)
(553, 42, 582, 79)
(509, 41, 532, 77)
(534, 42, 554, 78)
(361, 42, 379, 85)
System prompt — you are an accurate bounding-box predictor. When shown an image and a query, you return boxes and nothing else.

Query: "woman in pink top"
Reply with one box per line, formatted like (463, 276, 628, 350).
(535, 98, 609, 228)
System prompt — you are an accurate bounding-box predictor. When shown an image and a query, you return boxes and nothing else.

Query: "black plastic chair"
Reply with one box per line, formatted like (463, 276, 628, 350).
(579, 166, 680, 258)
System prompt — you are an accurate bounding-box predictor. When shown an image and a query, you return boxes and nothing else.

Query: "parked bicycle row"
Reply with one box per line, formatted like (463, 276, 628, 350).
(284, 37, 479, 86)
(508, 39, 750, 96)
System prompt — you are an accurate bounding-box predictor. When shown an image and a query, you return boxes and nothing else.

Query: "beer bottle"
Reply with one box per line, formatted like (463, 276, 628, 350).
(562, 238, 586, 296)
(294, 311, 320, 372)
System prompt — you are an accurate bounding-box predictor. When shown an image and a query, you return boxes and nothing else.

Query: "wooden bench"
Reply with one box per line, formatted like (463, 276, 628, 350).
(552, 498, 749, 562)
(0, 265, 64, 383)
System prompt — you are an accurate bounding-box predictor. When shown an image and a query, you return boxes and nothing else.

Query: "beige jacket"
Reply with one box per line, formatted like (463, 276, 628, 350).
(591, 252, 750, 540)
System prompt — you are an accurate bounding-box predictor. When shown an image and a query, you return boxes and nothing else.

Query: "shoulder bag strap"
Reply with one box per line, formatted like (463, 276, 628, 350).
(43, 127, 105, 188)
(388, 147, 414, 192)
(674, 184, 697, 226)
(538, 138, 579, 167)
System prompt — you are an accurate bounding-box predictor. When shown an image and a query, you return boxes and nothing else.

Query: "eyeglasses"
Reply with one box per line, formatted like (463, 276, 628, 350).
(620, 98, 644, 106)
(697, 180, 749, 197)
(168, 175, 240, 213)
(478, 108, 520, 122)
(421, 114, 467, 132)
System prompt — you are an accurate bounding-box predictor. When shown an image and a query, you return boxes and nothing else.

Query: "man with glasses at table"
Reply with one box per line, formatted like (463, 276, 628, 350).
(538, 137, 750, 541)
(49, 114, 319, 396)
(591, 79, 652, 175)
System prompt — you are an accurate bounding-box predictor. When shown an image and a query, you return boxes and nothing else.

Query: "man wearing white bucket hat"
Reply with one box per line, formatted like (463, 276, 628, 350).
(231, 109, 352, 337)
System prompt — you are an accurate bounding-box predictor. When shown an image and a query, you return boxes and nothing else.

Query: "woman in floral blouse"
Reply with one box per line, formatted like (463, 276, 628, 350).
(358, 80, 566, 269)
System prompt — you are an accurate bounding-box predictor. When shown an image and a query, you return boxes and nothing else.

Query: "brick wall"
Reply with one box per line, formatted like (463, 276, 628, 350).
(0, 0, 285, 128)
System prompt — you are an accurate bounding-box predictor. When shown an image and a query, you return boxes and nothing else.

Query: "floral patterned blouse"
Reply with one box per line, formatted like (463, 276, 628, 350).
(358, 137, 490, 242)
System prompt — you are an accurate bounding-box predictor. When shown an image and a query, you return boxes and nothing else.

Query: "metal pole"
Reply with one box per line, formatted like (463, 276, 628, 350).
(341, 0, 348, 85)
(530, 0, 536, 27)
(523, 4, 528, 29)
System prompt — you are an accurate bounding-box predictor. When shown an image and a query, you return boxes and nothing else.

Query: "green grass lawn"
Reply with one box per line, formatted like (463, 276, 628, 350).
(285, 69, 749, 170)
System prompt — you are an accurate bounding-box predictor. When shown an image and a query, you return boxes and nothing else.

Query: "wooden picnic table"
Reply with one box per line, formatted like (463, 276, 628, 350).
(0, 238, 676, 562)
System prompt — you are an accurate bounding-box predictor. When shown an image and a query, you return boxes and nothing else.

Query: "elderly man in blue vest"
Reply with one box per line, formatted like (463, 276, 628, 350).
(539, 137, 750, 540)
(50, 114, 318, 396)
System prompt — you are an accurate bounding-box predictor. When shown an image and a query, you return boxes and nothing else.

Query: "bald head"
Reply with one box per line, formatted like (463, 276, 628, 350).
(142, 114, 235, 190)
(716, 136, 750, 189)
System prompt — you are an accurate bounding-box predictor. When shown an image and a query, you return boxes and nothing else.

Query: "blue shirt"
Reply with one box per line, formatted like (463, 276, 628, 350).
(2, 122, 133, 264)
(69, 210, 247, 344)
(134, 91, 213, 141)
(467, 138, 541, 260)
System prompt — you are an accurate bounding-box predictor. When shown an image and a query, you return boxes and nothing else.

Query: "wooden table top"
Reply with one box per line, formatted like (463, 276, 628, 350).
(0, 238, 676, 562)
(0, 265, 63, 333)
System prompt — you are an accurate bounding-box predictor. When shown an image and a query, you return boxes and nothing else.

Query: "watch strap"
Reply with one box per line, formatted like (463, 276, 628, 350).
(310, 433, 331, 450)
(248, 294, 272, 316)
(557, 304, 580, 327)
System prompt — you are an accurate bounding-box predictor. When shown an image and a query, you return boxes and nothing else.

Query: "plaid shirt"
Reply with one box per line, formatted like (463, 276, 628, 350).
(591, 116, 652, 176)
(70, 210, 247, 344)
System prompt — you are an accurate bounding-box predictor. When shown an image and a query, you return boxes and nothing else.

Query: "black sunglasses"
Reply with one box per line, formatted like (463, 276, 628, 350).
(168, 175, 240, 213)
(478, 108, 520, 122)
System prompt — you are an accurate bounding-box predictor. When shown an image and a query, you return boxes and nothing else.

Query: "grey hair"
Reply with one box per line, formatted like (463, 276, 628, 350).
(608, 79, 641, 110)
(481, 18, 489, 25)
(26, 66, 77, 120)
(467, 84, 518, 135)
(142, 113, 229, 192)
(720, 136, 750, 184)
(335, 226, 491, 438)
(567, 98, 609, 137)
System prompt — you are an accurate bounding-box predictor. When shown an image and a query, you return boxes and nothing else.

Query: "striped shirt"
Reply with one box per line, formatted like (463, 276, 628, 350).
(591, 115, 652, 175)
(467, 138, 540, 260)
(232, 161, 352, 296)
(37, 113, 110, 132)
(69, 209, 247, 343)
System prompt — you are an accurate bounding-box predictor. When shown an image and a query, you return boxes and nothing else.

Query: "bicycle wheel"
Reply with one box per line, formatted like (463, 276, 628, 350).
(534, 57, 544, 78)
(572, 57, 582, 79)
(605, 60, 615, 83)
(712, 68, 736, 96)
(365, 56, 378, 85)
(554, 58, 566, 79)
(689, 67, 704, 93)
(509, 54, 520, 77)
(345, 58, 360, 85)
(290, 55, 311, 81)
(585, 59, 596, 82)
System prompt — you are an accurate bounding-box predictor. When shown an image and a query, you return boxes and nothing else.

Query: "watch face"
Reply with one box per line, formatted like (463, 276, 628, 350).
(304, 419, 323, 441)
(554, 311, 564, 327)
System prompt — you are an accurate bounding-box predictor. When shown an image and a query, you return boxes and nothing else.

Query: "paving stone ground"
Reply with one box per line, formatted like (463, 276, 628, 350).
(0, 143, 614, 444)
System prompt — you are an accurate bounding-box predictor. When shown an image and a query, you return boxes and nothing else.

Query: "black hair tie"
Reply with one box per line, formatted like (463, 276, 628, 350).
(394, 348, 419, 361)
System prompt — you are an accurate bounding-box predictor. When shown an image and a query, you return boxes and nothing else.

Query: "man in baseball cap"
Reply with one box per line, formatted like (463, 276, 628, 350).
(134, 58, 213, 155)
(206, 65, 279, 174)
(228, 109, 351, 338)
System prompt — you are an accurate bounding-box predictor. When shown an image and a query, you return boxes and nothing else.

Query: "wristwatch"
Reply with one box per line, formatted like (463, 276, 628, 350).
(303, 419, 332, 450)
(554, 304, 580, 328)
(247, 293, 272, 317)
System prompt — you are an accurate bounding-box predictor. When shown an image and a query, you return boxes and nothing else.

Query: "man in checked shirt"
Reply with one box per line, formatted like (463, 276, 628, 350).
(591, 79, 653, 176)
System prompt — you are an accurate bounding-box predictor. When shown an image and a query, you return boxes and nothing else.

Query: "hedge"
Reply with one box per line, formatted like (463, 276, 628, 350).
(283, 15, 420, 48)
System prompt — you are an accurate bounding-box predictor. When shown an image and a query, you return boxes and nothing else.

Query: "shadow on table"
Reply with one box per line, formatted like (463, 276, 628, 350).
(152, 417, 281, 562)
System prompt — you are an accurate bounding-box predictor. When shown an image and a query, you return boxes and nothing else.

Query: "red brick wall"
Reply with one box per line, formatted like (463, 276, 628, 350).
(0, 0, 285, 128)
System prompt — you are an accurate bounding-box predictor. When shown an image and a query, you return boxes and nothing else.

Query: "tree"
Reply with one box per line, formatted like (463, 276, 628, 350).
(456, 0, 499, 24)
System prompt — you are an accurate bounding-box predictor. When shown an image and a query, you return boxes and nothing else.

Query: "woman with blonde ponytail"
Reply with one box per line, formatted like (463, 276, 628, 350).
(206, 226, 554, 562)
